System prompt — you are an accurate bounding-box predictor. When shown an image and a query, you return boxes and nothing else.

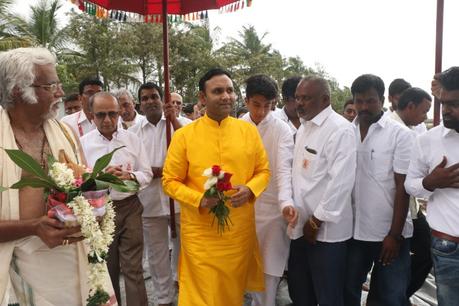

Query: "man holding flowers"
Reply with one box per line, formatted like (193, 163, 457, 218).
(0, 48, 115, 305)
(162, 68, 270, 306)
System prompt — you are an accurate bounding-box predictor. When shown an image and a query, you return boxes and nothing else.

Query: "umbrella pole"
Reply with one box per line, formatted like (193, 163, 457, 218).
(162, 0, 177, 238)
(433, 0, 444, 126)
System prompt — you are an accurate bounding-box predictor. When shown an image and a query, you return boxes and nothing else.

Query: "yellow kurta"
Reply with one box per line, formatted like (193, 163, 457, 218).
(162, 114, 270, 306)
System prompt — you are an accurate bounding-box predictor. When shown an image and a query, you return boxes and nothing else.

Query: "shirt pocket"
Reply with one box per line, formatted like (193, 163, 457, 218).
(370, 149, 393, 180)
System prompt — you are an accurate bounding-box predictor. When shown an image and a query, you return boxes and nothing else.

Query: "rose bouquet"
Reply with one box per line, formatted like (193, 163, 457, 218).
(202, 165, 233, 234)
(1, 146, 138, 306)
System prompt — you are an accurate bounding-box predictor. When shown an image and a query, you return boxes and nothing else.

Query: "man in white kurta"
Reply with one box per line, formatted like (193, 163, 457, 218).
(80, 92, 152, 306)
(288, 76, 356, 306)
(130, 82, 189, 306)
(240, 75, 296, 306)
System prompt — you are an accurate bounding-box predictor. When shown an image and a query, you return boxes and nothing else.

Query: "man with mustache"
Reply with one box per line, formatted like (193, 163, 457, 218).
(405, 67, 459, 306)
(344, 74, 414, 306)
(0, 47, 115, 305)
(288, 76, 356, 306)
(162, 68, 270, 306)
(129, 83, 189, 306)
(114, 89, 144, 129)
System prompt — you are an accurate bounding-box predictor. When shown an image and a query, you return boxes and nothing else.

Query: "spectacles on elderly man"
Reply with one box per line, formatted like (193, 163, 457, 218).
(31, 82, 63, 94)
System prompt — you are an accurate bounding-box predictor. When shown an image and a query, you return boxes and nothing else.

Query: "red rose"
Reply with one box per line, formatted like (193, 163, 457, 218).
(222, 172, 232, 183)
(212, 165, 221, 176)
(216, 181, 226, 192)
(53, 191, 67, 203)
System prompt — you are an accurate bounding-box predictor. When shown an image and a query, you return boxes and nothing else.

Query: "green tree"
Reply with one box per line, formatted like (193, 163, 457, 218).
(0, 0, 32, 50)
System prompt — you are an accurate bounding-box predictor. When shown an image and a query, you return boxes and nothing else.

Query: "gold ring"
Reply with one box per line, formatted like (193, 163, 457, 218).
(62, 239, 69, 246)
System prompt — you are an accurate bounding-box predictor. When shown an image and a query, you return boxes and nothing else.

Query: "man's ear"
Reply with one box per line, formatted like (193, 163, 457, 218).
(11, 86, 21, 100)
(198, 91, 206, 106)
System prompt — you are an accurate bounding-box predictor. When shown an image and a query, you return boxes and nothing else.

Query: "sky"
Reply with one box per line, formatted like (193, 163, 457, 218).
(12, 0, 459, 109)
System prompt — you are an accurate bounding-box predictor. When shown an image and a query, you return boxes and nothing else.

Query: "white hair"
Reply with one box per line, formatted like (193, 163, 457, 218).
(0, 47, 56, 109)
(113, 88, 136, 103)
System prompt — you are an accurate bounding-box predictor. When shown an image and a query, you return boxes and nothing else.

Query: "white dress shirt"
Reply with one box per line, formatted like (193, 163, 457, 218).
(272, 107, 298, 134)
(80, 128, 152, 201)
(405, 125, 459, 237)
(389, 111, 425, 219)
(61, 110, 95, 138)
(291, 105, 356, 242)
(129, 116, 190, 217)
(353, 112, 414, 241)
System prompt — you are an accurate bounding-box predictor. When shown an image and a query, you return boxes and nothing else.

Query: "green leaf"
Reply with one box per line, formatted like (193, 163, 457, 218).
(3, 149, 48, 180)
(80, 178, 96, 191)
(94, 179, 110, 190)
(109, 180, 139, 193)
(82, 172, 91, 182)
(10, 177, 57, 189)
(0, 186, 8, 192)
(95, 172, 124, 185)
(91, 146, 125, 179)
(47, 154, 57, 166)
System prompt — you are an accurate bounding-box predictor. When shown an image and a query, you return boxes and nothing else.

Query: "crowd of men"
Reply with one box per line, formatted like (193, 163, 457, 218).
(0, 46, 458, 306)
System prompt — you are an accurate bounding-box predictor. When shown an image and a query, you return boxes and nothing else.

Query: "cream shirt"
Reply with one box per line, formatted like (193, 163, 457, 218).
(80, 128, 152, 201)
(129, 116, 190, 217)
(353, 112, 414, 241)
(405, 125, 459, 237)
(291, 106, 356, 242)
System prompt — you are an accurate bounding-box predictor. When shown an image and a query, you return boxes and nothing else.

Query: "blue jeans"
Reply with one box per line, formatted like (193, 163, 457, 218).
(344, 238, 411, 306)
(431, 236, 459, 306)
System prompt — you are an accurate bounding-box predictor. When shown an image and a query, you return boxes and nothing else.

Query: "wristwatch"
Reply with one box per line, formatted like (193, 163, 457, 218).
(129, 172, 138, 182)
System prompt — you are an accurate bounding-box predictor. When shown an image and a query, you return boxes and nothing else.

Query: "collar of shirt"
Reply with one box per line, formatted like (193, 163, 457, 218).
(140, 115, 166, 129)
(354, 110, 389, 129)
(97, 128, 120, 142)
(77, 110, 90, 124)
(202, 113, 231, 128)
(305, 105, 333, 127)
(442, 124, 458, 137)
(241, 111, 274, 127)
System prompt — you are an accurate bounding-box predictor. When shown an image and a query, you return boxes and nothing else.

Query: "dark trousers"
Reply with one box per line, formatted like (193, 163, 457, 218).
(344, 238, 411, 306)
(407, 212, 432, 298)
(287, 237, 347, 306)
(107, 195, 148, 306)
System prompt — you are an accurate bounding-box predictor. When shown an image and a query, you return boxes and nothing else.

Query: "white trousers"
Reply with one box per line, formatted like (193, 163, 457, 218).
(143, 214, 180, 304)
(251, 274, 280, 306)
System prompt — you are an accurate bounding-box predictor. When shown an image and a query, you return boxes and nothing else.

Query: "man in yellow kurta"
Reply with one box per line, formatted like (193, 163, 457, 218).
(162, 68, 270, 306)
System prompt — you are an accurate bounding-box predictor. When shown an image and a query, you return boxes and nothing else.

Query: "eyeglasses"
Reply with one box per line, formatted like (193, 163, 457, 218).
(31, 82, 63, 94)
(94, 111, 119, 119)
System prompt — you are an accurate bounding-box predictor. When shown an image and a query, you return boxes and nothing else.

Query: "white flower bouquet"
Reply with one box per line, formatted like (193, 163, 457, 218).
(1, 146, 138, 306)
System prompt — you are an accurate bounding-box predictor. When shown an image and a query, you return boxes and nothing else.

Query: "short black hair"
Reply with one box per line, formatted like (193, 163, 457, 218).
(245, 74, 278, 100)
(282, 76, 302, 100)
(236, 107, 248, 118)
(388, 78, 411, 97)
(183, 103, 194, 114)
(439, 67, 459, 91)
(79, 77, 104, 95)
(198, 68, 232, 92)
(397, 87, 432, 110)
(138, 82, 163, 102)
(351, 74, 385, 99)
(64, 93, 79, 103)
(343, 98, 354, 110)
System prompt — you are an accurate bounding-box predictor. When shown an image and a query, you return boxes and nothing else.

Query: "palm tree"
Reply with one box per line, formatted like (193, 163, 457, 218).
(1, 0, 67, 52)
(0, 0, 32, 50)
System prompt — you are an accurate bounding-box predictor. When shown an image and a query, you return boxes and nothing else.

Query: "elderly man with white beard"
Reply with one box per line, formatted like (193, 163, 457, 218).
(0, 47, 115, 305)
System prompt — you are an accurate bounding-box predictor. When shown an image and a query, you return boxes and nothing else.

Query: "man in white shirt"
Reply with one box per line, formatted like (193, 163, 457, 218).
(273, 76, 302, 134)
(390, 87, 433, 300)
(239, 75, 296, 306)
(344, 74, 414, 306)
(287, 76, 356, 306)
(405, 66, 459, 306)
(61, 78, 103, 138)
(80, 92, 152, 306)
(114, 89, 144, 129)
(130, 83, 187, 306)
